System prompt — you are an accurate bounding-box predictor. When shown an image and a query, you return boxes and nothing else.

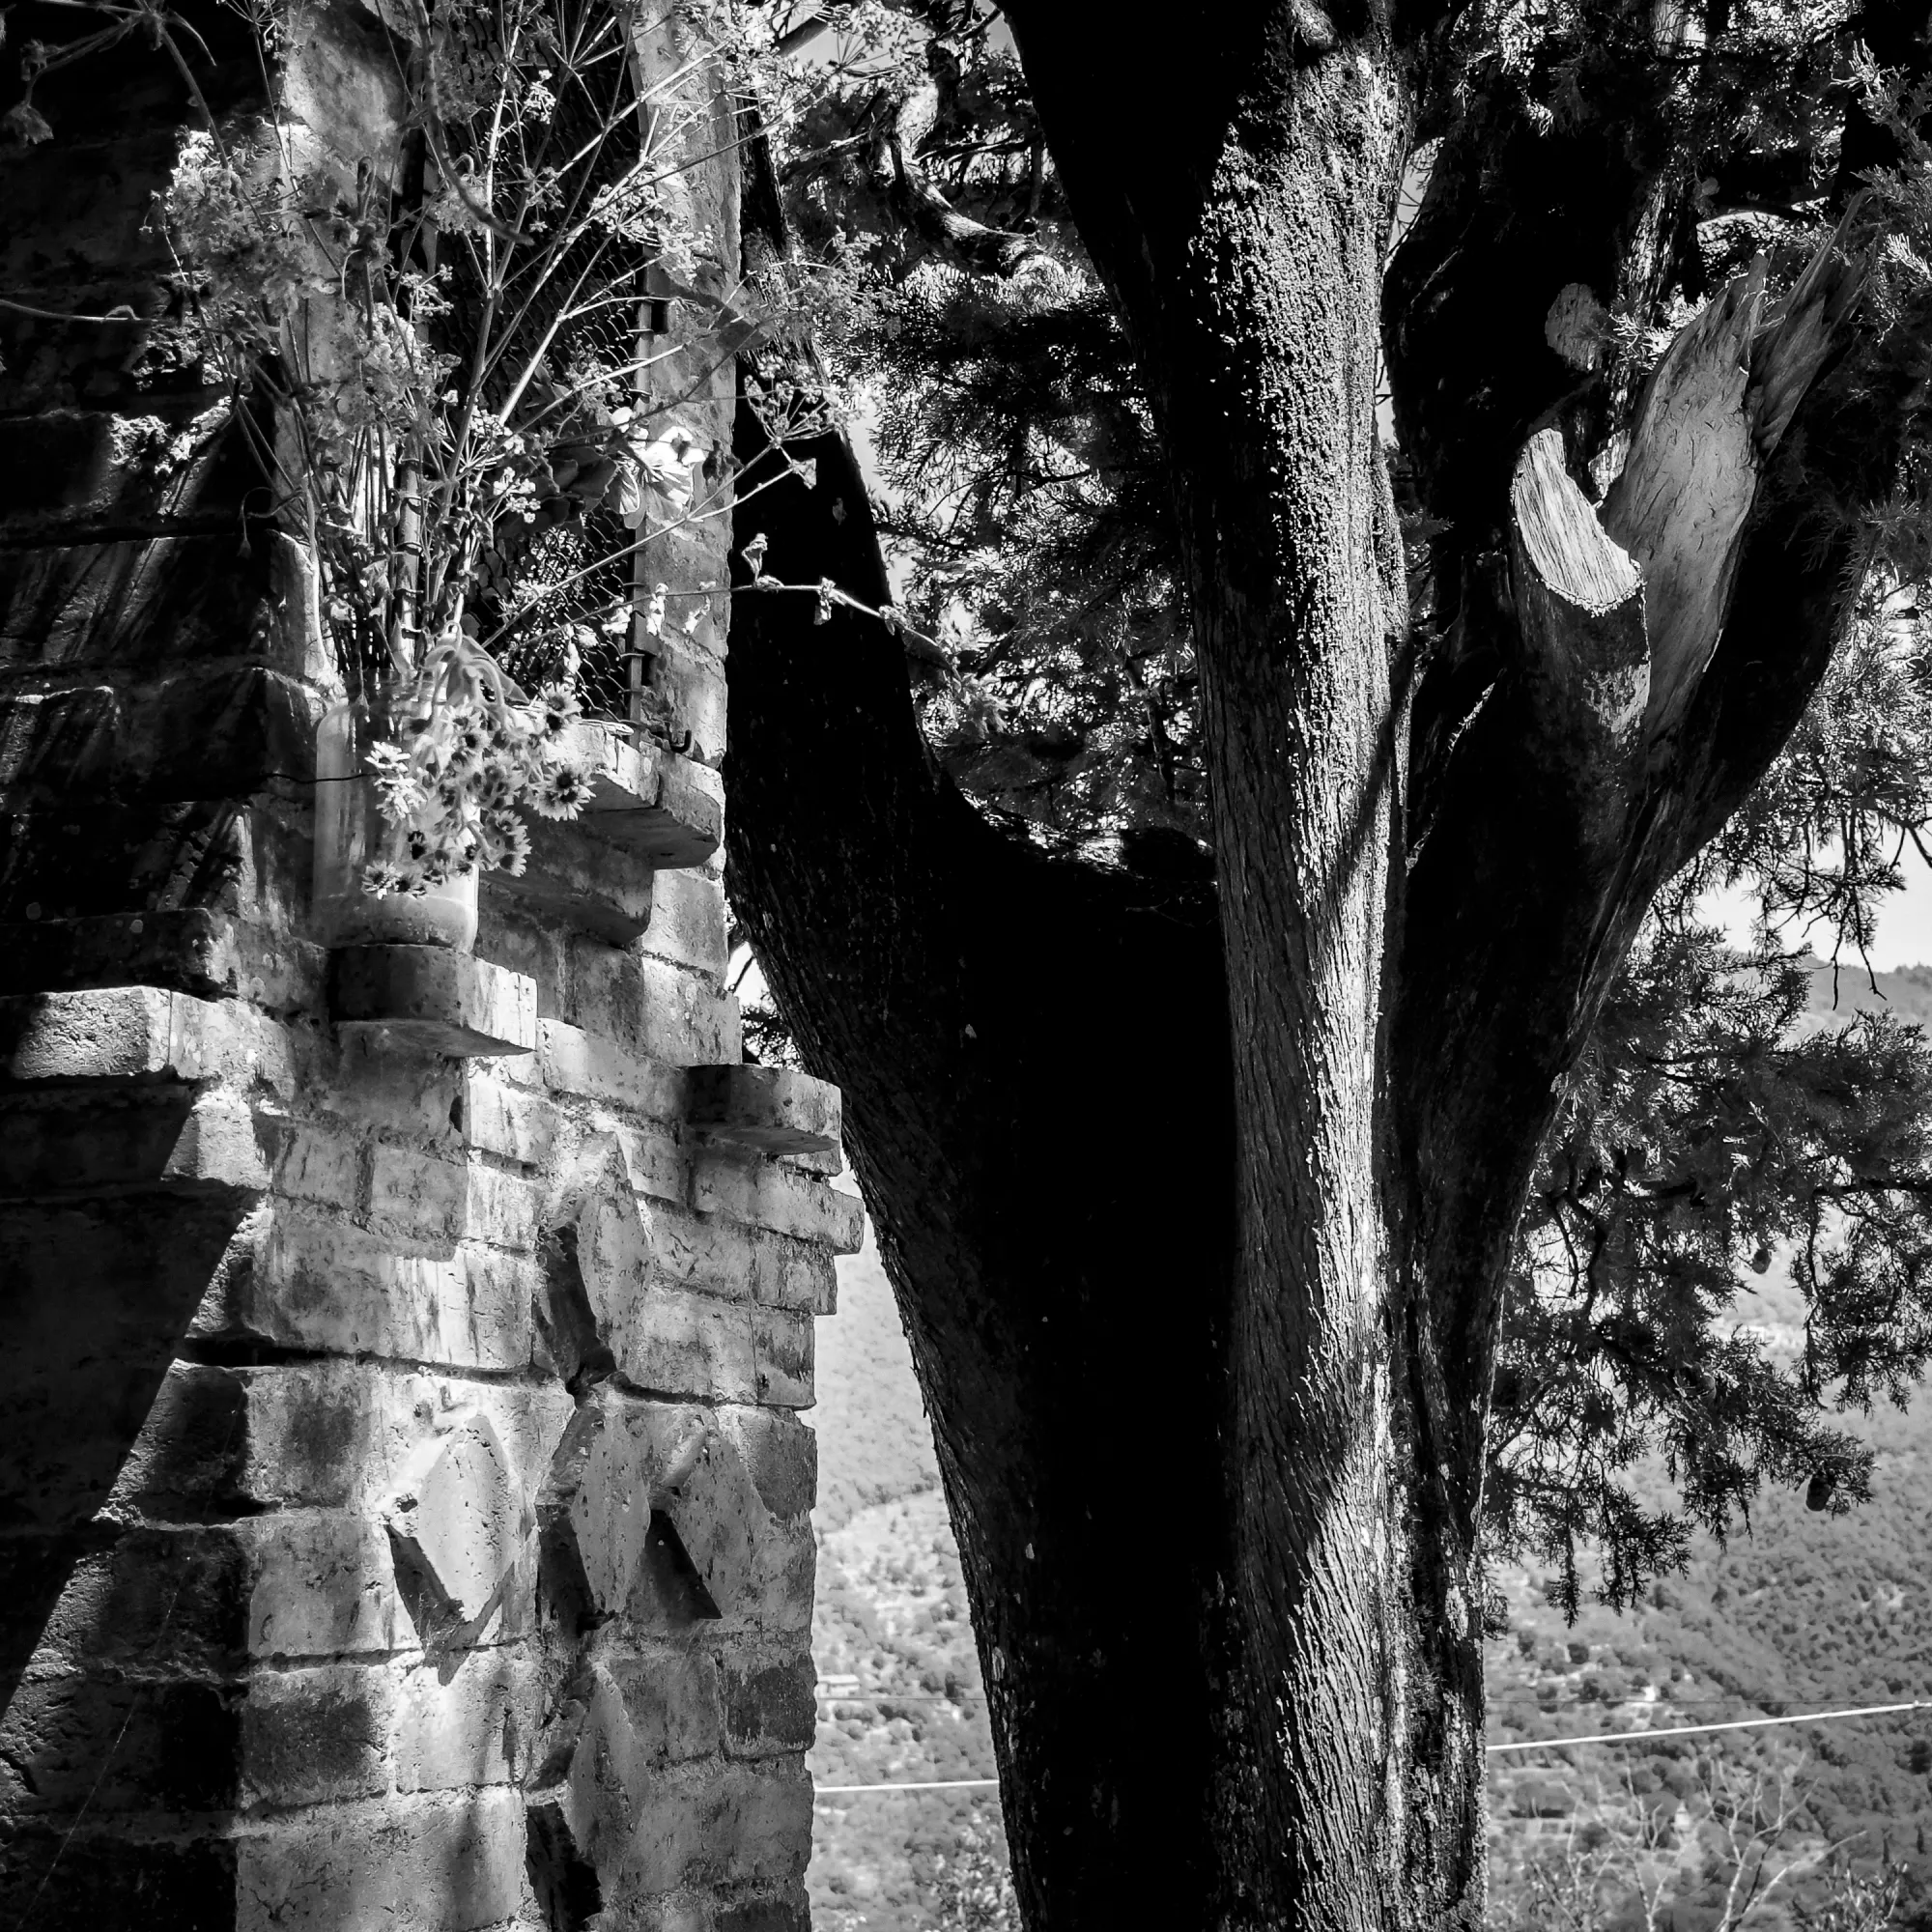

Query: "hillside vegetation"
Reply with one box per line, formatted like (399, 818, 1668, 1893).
(808, 960, 1932, 1929)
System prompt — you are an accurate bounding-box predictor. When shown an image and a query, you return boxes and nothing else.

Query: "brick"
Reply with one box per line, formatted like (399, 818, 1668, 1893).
(331, 945, 537, 1058)
(752, 1304, 814, 1409)
(460, 1065, 558, 1165)
(608, 1647, 723, 1763)
(614, 1285, 755, 1404)
(241, 1662, 389, 1808)
(230, 1206, 540, 1372)
(568, 944, 738, 1066)
(0, 1666, 241, 1813)
(622, 1761, 812, 1893)
(529, 1016, 687, 1120)
(0, 908, 325, 1014)
(388, 1649, 539, 1792)
(640, 864, 728, 977)
(690, 1152, 865, 1253)
(232, 1788, 532, 1930)
(384, 1410, 525, 1630)
(652, 1206, 836, 1313)
(725, 1409, 818, 1521)
(721, 1653, 817, 1757)
(537, 1388, 657, 1620)
(274, 1119, 366, 1209)
(688, 1065, 839, 1157)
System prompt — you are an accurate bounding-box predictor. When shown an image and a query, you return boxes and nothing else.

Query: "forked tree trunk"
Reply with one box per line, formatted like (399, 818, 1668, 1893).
(731, 1, 1891, 1924)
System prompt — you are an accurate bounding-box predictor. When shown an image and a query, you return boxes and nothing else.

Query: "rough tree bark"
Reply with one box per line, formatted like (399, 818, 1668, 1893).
(725, 6, 1925, 1930)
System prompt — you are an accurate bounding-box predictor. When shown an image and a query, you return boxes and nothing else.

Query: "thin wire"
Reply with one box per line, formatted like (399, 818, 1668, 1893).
(1487, 1697, 1932, 1754)
(810, 1697, 1932, 1798)
(815, 1777, 1001, 1797)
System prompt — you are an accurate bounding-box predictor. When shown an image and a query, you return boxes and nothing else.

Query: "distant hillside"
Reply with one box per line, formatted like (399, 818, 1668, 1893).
(1804, 954, 1932, 1028)
(808, 1226, 1003, 1932)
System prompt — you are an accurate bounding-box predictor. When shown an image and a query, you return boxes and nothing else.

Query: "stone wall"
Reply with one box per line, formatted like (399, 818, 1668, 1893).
(0, 5, 852, 1926)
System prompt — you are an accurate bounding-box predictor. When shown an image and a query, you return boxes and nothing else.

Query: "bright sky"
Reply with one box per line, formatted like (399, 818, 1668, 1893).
(1705, 861, 1932, 972)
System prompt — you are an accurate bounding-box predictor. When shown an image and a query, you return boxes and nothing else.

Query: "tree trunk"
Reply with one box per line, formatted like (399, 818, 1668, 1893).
(730, 2, 1904, 1924)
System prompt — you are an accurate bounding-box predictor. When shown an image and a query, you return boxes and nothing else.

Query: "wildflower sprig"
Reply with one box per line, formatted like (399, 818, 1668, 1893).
(359, 631, 594, 896)
(137, 0, 855, 885)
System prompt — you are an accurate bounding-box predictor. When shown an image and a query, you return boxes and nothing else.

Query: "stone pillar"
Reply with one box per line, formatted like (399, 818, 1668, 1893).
(0, 6, 852, 1927)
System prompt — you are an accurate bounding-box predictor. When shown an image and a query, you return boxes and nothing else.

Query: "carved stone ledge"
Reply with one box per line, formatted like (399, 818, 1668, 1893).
(563, 722, 724, 870)
(330, 946, 537, 1058)
(686, 1064, 840, 1158)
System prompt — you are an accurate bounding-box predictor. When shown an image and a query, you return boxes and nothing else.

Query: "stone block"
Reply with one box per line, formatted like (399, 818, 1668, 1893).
(687, 1065, 839, 1157)
(12, 1523, 252, 1685)
(622, 1761, 812, 1893)
(383, 1409, 525, 1634)
(460, 1064, 559, 1166)
(0, 1085, 272, 1201)
(274, 1119, 366, 1210)
(649, 1418, 788, 1624)
(240, 1662, 389, 1809)
(711, 1892, 812, 1932)
(568, 944, 738, 1066)
(613, 1285, 755, 1404)
(0, 908, 325, 1013)
(650, 644, 729, 773)
(537, 1388, 657, 1621)
(640, 864, 728, 978)
(247, 1513, 412, 1661)
(725, 1409, 818, 1521)
(111, 1359, 573, 1523)
(329, 1032, 467, 1141)
(233, 1788, 533, 1931)
(389, 1649, 540, 1792)
(0, 1666, 241, 1814)
(484, 810, 656, 945)
(612, 1121, 690, 1206)
(0, 1829, 238, 1932)
(229, 1206, 540, 1373)
(651, 1206, 836, 1313)
(690, 1152, 865, 1254)
(752, 1304, 814, 1410)
(553, 1661, 655, 1873)
(607, 1647, 723, 1765)
(330, 945, 537, 1058)
(721, 1653, 817, 1757)
(550, 1134, 654, 1340)
(0, 664, 319, 807)
(1, 983, 203, 1083)
(529, 1016, 687, 1121)
(365, 1141, 467, 1243)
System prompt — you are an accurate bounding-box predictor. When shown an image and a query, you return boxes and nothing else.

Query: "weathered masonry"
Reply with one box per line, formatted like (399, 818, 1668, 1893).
(0, 5, 856, 1927)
